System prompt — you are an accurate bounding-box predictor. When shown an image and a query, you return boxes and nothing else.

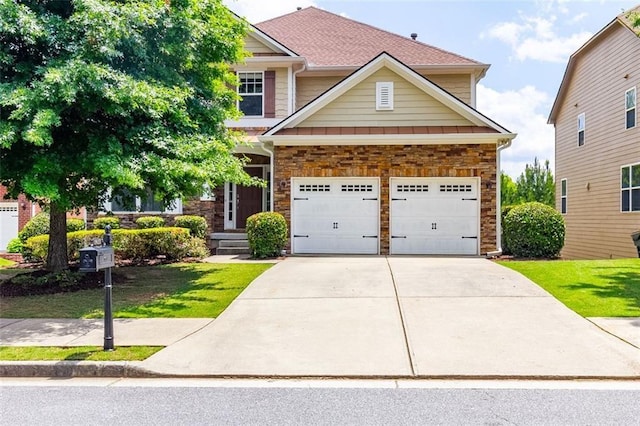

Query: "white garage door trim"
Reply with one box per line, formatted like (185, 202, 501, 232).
(291, 177, 380, 254)
(0, 202, 19, 251)
(390, 177, 480, 255)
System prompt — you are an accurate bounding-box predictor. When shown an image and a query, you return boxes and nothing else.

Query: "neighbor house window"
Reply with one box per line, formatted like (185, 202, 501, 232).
(106, 187, 181, 214)
(626, 87, 636, 129)
(561, 178, 567, 214)
(621, 163, 640, 212)
(238, 72, 263, 116)
(577, 113, 585, 146)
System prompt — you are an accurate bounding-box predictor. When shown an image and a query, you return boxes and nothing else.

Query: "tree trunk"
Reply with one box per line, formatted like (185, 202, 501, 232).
(46, 204, 69, 271)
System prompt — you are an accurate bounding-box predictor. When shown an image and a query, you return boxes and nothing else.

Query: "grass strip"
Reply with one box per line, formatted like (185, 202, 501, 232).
(0, 346, 163, 361)
(498, 259, 640, 317)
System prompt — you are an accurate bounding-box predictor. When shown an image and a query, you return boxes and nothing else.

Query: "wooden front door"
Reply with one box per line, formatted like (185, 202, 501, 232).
(236, 167, 264, 229)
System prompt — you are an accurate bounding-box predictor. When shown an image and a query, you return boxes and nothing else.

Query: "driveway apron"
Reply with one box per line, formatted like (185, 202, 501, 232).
(140, 257, 640, 378)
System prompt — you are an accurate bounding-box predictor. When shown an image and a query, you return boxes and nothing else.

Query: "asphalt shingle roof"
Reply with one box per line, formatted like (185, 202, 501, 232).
(255, 7, 484, 68)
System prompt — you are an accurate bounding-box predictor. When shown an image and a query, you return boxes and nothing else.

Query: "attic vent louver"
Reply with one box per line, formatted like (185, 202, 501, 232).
(376, 82, 394, 111)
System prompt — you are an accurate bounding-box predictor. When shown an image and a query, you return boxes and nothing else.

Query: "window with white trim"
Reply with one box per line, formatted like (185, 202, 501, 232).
(105, 187, 182, 214)
(577, 113, 585, 146)
(625, 87, 636, 129)
(376, 82, 394, 110)
(560, 178, 567, 214)
(238, 72, 263, 116)
(621, 163, 640, 212)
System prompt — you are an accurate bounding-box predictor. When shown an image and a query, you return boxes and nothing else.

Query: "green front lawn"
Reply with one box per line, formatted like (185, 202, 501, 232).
(0, 262, 273, 318)
(499, 259, 640, 317)
(0, 346, 162, 361)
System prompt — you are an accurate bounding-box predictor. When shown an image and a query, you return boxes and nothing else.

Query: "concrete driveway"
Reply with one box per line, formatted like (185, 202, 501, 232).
(140, 257, 640, 378)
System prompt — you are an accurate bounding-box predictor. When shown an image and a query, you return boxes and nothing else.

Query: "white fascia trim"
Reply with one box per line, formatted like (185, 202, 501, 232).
(238, 57, 306, 68)
(245, 28, 300, 58)
(267, 133, 516, 146)
(225, 118, 282, 128)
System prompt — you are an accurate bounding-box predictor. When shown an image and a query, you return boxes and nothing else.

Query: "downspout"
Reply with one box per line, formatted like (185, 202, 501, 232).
(493, 138, 513, 256)
(291, 62, 306, 113)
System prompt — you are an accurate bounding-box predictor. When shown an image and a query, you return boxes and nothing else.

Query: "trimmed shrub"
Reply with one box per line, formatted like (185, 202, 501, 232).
(174, 215, 208, 239)
(6, 238, 23, 253)
(93, 216, 121, 229)
(246, 212, 288, 259)
(18, 212, 50, 242)
(135, 216, 165, 229)
(67, 218, 85, 232)
(503, 202, 565, 258)
(24, 227, 208, 263)
(501, 204, 517, 255)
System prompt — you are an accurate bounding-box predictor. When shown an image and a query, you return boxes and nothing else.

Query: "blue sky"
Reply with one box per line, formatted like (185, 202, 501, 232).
(224, 0, 638, 178)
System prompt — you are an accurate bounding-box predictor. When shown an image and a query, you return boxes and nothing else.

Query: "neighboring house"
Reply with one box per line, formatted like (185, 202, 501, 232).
(0, 186, 36, 251)
(92, 6, 516, 256)
(549, 6, 640, 259)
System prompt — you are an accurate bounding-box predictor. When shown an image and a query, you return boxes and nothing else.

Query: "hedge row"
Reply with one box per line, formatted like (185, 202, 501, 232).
(23, 227, 209, 263)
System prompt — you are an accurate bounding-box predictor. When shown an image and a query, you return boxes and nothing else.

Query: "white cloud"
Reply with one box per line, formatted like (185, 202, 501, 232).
(483, 4, 593, 63)
(224, 0, 317, 23)
(476, 84, 556, 179)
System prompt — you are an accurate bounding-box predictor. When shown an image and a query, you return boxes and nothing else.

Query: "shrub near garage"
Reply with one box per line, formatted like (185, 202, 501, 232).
(503, 202, 565, 258)
(246, 212, 288, 258)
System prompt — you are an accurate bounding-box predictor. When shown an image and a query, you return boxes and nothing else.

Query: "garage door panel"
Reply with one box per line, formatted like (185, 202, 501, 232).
(392, 236, 477, 255)
(390, 178, 479, 255)
(292, 178, 379, 254)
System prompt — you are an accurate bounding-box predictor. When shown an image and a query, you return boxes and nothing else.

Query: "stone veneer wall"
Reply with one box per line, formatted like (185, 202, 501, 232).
(274, 144, 498, 255)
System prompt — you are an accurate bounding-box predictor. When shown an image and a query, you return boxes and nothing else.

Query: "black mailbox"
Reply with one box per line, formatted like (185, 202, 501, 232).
(79, 246, 115, 272)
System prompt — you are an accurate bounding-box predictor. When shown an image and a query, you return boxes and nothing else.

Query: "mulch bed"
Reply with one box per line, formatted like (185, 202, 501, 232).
(0, 268, 115, 298)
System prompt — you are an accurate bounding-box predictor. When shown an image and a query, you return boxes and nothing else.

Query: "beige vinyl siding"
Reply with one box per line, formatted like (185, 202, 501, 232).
(275, 68, 288, 118)
(425, 74, 471, 105)
(298, 68, 473, 128)
(296, 76, 344, 110)
(244, 35, 280, 55)
(554, 23, 640, 259)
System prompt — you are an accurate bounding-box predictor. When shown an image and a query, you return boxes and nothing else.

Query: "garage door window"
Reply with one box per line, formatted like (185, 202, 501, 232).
(439, 184, 472, 192)
(341, 184, 373, 192)
(397, 184, 429, 192)
(299, 184, 331, 192)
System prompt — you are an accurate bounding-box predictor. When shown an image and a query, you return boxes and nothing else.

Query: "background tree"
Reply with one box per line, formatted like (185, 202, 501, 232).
(500, 172, 520, 206)
(1, 0, 255, 271)
(515, 158, 555, 207)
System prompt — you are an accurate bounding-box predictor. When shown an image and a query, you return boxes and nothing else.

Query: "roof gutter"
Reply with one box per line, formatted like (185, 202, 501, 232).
(493, 138, 514, 256)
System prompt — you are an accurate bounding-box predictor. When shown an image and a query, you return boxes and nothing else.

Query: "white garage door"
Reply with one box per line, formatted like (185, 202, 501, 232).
(0, 202, 19, 251)
(390, 178, 479, 255)
(291, 178, 379, 254)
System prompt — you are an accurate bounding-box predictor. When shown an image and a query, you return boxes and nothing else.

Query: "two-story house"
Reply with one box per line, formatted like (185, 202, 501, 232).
(549, 6, 640, 259)
(96, 6, 516, 256)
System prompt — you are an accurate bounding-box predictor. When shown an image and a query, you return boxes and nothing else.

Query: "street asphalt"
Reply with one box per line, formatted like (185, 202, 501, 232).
(1, 256, 639, 379)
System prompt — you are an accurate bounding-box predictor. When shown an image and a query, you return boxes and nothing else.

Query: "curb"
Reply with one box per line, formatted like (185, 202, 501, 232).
(2, 362, 640, 380)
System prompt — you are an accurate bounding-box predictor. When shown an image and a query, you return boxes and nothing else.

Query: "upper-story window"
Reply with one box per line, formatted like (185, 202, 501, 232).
(577, 113, 585, 146)
(621, 163, 640, 213)
(238, 72, 263, 117)
(626, 87, 636, 130)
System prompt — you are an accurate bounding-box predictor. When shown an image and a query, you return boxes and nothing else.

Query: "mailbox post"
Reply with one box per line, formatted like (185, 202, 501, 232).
(79, 225, 116, 351)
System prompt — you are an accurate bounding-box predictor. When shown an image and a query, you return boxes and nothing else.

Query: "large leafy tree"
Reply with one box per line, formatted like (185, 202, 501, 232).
(1, 0, 255, 271)
(500, 172, 520, 206)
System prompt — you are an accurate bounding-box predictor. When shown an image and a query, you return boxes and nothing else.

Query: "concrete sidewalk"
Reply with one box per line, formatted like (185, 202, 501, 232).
(1, 257, 639, 379)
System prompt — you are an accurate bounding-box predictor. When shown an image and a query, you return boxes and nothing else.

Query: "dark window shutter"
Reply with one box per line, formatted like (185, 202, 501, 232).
(264, 70, 276, 118)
